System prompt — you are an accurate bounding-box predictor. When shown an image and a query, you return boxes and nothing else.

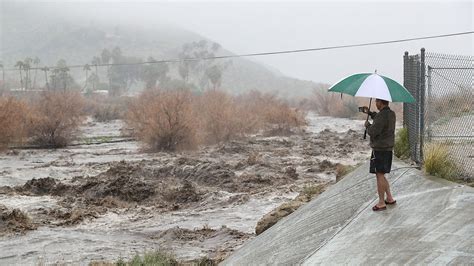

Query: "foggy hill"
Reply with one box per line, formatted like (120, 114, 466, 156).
(1, 4, 320, 97)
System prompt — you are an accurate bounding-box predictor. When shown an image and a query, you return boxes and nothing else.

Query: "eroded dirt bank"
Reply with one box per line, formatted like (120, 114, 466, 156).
(0, 114, 370, 264)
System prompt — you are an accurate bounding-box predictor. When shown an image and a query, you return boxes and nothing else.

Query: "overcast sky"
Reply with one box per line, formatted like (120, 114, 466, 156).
(4, 0, 473, 84)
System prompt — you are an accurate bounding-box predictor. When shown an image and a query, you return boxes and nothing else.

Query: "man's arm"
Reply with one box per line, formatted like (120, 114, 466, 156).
(362, 106, 377, 119)
(367, 112, 385, 137)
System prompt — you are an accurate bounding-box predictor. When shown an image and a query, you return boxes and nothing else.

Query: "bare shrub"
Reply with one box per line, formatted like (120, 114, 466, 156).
(29, 91, 85, 148)
(126, 89, 198, 151)
(126, 89, 308, 151)
(84, 95, 129, 122)
(0, 97, 30, 149)
(197, 90, 258, 144)
(263, 102, 307, 134)
(240, 90, 307, 135)
(431, 92, 473, 122)
(311, 87, 359, 118)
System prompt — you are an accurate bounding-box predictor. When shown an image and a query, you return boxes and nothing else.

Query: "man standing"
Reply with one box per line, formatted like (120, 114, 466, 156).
(363, 99, 397, 211)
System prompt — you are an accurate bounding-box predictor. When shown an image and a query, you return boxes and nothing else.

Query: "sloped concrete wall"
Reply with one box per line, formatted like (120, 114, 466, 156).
(223, 160, 474, 265)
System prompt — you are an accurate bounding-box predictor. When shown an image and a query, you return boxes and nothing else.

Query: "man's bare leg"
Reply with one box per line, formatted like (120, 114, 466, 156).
(383, 175, 395, 203)
(375, 172, 386, 207)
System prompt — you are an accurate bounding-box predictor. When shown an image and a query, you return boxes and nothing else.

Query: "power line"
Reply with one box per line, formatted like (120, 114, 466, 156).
(3, 31, 473, 71)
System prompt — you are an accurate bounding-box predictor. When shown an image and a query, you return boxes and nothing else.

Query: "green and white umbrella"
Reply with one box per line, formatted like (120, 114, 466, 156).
(328, 73, 415, 103)
(328, 72, 415, 139)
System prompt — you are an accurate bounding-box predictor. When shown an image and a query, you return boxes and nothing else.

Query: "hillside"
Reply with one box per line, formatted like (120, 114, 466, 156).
(1, 4, 320, 97)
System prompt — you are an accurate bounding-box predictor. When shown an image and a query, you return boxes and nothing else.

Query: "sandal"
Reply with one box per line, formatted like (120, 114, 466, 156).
(372, 205, 386, 211)
(385, 200, 397, 205)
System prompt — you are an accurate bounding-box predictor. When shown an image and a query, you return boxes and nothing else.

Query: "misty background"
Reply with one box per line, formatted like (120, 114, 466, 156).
(1, 0, 472, 93)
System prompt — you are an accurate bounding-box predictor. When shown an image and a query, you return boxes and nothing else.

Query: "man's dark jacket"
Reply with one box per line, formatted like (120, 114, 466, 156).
(367, 106, 396, 151)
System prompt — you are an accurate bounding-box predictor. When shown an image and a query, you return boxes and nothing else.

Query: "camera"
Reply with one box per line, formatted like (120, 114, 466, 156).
(358, 107, 365, 113)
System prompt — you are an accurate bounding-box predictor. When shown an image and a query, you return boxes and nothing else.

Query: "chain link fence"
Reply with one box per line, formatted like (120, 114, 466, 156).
(404, 49, 473, 179)
(403, 52, 422, 163)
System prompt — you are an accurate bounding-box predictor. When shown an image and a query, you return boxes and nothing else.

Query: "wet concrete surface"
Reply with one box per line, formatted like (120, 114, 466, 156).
(222, 161, 474, 265)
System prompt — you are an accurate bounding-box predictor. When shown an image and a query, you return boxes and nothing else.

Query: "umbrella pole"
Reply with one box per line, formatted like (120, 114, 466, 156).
(363, 98, 372, 139)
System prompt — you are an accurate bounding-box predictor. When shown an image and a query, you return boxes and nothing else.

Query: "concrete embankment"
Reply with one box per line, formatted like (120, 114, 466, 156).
(223, 160, 474, 265)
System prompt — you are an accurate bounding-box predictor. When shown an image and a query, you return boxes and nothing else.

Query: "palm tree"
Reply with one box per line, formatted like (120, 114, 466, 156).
(101, 49, 111, 66)
(15, 61, 24, 89)
(101, 49, 112, 92)
(61, 67, 70, 91)
(23, 62, 31, 90)
(41, 67, 50, 90)
(33, 57, 40, 89)
(91, 56, 101, 91)
(91, 56, 100, 76)
(83, 64, 91, 92)
(24, 57, 33, 90)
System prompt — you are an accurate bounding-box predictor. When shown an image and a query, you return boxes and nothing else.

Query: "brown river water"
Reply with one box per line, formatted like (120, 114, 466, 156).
(0, 113, 371, 264)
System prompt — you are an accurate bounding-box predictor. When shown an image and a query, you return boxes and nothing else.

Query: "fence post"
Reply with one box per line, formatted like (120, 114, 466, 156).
(427, 66, 432, 142)
(403, 51, 409, 128)
(419, 48, 426, 163)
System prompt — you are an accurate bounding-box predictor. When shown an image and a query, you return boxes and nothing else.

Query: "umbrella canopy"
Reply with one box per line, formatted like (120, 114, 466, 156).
(328, 73, 415, 103)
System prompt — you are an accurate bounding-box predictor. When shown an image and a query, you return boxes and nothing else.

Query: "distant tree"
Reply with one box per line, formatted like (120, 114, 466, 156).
(101, 48, 112, 91)
(101, 49, 112, 65)
(91, 56, 101, 76)
(83, 64, 91, 91)
(23, 63, 30, 90)
(32, 57, 40, 89)
(23, 57, 33, 90)
(50, 59, 76, 91)
(141, 57, 169, 89)
(111, 47, 122, 62)
(106, 46, 142, 96)
(88, 72, 99, 92)
(15, 61, 24, 89)
(177, 40, 230, 90)
(41, 67, 50, 90)
(206, 65, 223, 90)
(178, 43, 198, 82)
(91, 56, 101, 91)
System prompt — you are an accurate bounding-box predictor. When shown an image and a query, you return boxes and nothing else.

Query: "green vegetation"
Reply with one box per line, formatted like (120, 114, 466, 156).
(423, 143, 458, 180)
(335, 163, 360, 182)
(81, 136, 114, 145)
(394, 127, 410, 159)
(116, 251, 178, 266)
(105, 251, 216, 266)
(302, 184, 325, 198)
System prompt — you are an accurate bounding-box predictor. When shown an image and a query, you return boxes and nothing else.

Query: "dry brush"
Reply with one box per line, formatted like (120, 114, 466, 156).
(125, 89, 307, 151)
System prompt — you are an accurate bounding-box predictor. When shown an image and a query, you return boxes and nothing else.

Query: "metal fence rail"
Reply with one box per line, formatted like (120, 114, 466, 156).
(404, 49, 473, 179)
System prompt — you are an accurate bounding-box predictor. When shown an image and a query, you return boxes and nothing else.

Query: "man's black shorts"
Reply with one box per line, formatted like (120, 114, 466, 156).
(370, 150, 393, 174)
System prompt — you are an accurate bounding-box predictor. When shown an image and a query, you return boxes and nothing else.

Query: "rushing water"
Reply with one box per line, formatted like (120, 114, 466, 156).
(0, 113, 366, 265)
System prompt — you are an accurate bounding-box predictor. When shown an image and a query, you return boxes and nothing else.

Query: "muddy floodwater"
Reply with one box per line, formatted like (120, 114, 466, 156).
(0, 113, 371, 264)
